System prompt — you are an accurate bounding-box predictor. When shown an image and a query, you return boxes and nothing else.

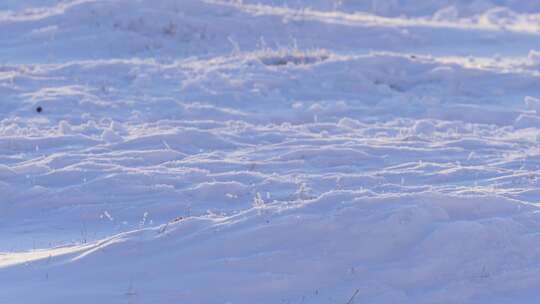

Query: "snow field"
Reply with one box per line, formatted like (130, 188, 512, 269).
(3, 0, 540, 303)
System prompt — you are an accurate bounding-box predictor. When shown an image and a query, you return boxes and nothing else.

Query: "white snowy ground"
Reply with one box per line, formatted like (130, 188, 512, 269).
(3, 0, 540, 303)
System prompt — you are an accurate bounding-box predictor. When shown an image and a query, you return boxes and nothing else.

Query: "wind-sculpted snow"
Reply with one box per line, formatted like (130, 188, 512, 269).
(3, 0, 540, 303)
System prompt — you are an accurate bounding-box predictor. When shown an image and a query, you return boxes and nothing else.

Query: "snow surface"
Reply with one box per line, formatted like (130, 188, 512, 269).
(3, 0, 540, 303)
